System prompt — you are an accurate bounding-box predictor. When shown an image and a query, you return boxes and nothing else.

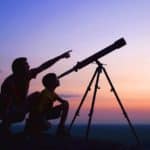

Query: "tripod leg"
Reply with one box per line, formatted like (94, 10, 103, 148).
(69, 68, 98, 130)
(86, 68, 101, 139)
(102, 67, 141, 145)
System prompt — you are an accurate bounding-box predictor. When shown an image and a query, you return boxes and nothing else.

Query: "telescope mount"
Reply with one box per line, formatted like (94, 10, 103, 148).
(69, 60, 141, 146)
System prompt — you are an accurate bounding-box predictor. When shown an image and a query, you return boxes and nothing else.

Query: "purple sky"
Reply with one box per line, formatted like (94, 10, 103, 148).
(1, 0, 150, 124)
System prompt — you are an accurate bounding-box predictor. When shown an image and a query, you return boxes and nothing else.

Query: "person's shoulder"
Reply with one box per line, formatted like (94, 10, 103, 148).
(40, 89, 56, 98)
(40, 88, 47, 93)
(40, 89, 48, 95)
(1, 74, 13, 86)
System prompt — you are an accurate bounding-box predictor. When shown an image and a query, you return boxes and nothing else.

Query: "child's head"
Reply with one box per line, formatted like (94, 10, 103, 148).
(42, 73, 60, 90)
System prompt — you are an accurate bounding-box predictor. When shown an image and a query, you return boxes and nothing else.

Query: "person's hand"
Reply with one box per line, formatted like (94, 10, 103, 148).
(61, 50, 72, 58)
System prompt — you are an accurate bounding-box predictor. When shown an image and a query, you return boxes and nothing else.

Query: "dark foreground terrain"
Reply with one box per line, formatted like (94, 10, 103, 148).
(0, 132, 141, 150)
(0, 123, 149, 150)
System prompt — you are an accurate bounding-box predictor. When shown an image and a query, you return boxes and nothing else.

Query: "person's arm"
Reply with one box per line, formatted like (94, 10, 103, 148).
(56, 95, 68, 104)
(37, 50, 72, 72)
(29, 50, 72, 79)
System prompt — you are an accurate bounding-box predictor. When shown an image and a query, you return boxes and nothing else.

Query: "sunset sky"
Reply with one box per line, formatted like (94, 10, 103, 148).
(0, 0, 150, 124)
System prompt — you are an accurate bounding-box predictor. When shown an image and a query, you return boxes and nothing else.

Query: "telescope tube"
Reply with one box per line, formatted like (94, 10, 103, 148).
(58, 38, 126, 78)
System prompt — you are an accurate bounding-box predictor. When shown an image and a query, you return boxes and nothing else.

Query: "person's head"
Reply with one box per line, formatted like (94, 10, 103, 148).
(12, 57, 30, 75)
(42, 73, 60, 90)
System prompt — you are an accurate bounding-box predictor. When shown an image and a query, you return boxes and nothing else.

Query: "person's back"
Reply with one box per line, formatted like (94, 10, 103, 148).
(25, 89, 54, 134)
(1, 75, 29, 108)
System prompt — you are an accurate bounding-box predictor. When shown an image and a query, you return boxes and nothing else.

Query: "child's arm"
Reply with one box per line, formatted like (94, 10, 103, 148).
(56, 95, 68, 104)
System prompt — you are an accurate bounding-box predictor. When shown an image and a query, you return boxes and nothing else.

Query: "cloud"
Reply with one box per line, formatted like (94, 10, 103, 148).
(60, 93, 81, 99)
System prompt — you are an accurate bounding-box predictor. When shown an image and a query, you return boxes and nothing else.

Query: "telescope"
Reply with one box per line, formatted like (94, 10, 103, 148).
(58, 38, 126, 78)
(58, 38, 141, 145)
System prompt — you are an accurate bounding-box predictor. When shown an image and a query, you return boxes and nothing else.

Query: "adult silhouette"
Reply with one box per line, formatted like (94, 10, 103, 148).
(0, 50, 71, 135)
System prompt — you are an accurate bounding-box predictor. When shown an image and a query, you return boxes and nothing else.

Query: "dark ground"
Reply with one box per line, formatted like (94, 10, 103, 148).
(0, 132, 141, 150)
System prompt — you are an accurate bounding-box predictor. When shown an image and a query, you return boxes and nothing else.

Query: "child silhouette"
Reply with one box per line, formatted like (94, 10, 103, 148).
(26, 73, 70, 136)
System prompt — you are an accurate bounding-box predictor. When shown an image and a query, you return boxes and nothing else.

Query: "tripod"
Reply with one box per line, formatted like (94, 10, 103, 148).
(69, 60, 141, 145)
